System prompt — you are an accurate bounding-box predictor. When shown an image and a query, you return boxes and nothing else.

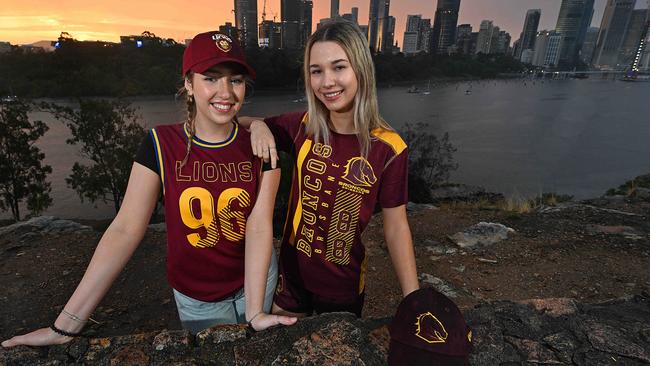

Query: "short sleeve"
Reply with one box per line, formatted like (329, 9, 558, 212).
(378, 148, 408, 208)
(265, 111, 306, 154)
(134, 131, 160, 176)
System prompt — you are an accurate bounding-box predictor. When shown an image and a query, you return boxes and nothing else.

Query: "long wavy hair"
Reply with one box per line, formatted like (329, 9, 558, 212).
(303, 20, 392, 157)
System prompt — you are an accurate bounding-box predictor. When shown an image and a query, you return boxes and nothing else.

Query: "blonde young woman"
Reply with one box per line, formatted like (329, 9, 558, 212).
(241, 20, 419, 317)
(2, 31, 295, 348)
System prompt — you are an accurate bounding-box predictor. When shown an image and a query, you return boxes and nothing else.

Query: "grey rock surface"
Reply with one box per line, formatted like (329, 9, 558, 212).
(0, 216, 92, 237)
(448, 222, 515, 249)
(2, 296, 649, 365)
(406, 202, 438, 212)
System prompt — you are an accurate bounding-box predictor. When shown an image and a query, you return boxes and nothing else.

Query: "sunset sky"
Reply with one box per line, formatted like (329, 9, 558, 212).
(2, 0, 641, 46)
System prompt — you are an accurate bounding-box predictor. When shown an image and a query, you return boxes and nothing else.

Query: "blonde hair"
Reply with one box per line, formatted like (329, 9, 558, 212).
(303, 19, 392, 157)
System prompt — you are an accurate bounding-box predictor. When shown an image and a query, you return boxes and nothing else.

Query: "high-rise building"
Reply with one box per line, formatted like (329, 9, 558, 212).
(278, 0, 311, 48)
(620, 9, 650, 66)
(476, 20, 496, 54)
(342, 7, 360, 24)
(580, 27, 600, 64)
(456, 24, 472, 39)
(234, 0, 258, 48)
(532, 30, 563, 68)
(431, 0, 461, 54)
(402, 15, 432, 55)
(592, 0, 636, 69)
(419, 18, 432, 53)
(555, 0, 595, 69)
(402, 33, 419, 55)
(403, 14, 422, 55)
(359, 25, 369, 39)
(317, 18, 331, 28)
(300, 0, 313, 46)
(515, 9, 541, 60)
(259, 20, 282, 49)
(636, 21, 650, 71)
(219, 22, 240, 42)
(384, 16, 397, 54)
(405, 14, 422, 33)
(282, 0, 301, 49)
(520, 49, 535, 63)
(455, 24, 473, 54)
(368, 0, 390, 53)
(512, 39, 522, 57)
(331, 0, 340, 18)
(496, 30, 511, 54)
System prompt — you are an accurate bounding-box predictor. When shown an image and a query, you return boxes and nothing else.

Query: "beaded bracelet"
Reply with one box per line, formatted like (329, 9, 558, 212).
(247, 312, 263, 334)
(50, 324, 83, 338)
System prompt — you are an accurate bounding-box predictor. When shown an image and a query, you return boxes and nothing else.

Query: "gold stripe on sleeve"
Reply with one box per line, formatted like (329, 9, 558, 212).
(150, 129, 165, 195)
(371, 128, 407, 155)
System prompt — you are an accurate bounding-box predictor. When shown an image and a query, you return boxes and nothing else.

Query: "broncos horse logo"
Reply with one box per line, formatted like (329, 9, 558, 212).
(415, 312, 448, 344)
(342, 157, 377, 187)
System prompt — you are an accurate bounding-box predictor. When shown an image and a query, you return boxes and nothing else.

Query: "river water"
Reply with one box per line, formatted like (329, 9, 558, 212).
(9, 78, 650, 219)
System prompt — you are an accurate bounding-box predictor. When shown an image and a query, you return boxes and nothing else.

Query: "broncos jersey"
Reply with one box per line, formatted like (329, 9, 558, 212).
(266, 112, 408, 299)
(147, 122, 264, 302)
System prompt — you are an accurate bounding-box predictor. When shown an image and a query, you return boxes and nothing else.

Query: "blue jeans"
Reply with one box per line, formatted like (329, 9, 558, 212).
(173, 248, 278, 334)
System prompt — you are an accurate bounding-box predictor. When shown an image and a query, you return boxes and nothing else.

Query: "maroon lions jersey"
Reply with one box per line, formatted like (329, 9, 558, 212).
(150, 122, 263, 302)
(266, 112, 408, 298)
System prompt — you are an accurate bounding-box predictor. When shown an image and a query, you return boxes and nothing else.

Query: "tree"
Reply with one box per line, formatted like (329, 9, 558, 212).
(0, 100, 52, 221)
(401, 122, 458, 203)
(42, 99, 146, 213)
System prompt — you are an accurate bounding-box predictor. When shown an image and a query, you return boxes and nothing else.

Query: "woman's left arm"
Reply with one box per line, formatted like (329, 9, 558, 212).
(382, 205, 420, 297)
(245, 168, 297, 330)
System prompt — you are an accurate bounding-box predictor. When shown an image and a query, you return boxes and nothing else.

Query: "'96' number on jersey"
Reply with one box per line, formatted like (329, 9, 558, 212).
(178, 187, 251, 248)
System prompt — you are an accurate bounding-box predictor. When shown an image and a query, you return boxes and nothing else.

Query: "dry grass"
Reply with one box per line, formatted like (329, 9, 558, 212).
(439, 192, 572, 214)
(440, 198, 497, 211)
(626, 180, 638, 197)
(498, 194, 535, 213)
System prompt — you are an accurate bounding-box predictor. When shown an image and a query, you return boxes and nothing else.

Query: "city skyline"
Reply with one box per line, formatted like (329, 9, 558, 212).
(1, 0, 631, 45)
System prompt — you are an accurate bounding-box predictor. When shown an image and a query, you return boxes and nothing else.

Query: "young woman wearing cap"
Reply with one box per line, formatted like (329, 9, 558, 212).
(1, 31, 295, 348)
(240, 20, 419, 317)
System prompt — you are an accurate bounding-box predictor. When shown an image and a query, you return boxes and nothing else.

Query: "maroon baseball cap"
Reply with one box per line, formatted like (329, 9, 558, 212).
(388, 288, 473, 366)
(182, 31, 256, 79)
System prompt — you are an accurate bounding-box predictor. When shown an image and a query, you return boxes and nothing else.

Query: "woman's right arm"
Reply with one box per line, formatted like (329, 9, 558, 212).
(238, 116, 279, 168)
(1, 162, 161, 347)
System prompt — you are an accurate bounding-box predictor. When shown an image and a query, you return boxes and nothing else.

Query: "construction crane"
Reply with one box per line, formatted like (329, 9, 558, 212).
(262, 0, 267, 22)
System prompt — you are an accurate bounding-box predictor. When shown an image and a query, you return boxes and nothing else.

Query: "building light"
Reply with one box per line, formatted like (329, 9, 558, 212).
(136, 40, 143, 48)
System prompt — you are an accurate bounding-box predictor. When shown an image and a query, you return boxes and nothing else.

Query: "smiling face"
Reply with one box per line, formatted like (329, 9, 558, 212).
(309, 41, 359, 116)
(185, 63, 246, 129)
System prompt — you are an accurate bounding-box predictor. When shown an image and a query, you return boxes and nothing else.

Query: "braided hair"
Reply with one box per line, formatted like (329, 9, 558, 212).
(179, 73, 197, 170)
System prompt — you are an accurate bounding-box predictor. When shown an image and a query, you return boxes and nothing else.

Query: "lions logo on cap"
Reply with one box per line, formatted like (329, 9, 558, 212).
(414, 312, 448, 344)
(342, 157, 377, 187)
(212, 33, 232, 52)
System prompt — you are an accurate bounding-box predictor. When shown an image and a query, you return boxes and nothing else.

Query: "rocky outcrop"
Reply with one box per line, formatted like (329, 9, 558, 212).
(448, 222, 515, 249)
(2, 295, 649, 365)
(0, 216, 92, 237)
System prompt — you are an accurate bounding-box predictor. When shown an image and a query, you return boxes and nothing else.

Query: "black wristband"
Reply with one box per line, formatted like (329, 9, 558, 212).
(50, 324, 83, 338)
